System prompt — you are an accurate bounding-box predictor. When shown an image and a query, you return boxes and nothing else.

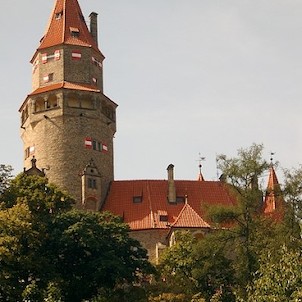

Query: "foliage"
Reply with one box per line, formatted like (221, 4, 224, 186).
(191, 232, 236, 302)
(213, 144, 270, 286)
(283, 166, 302, 234)
(0, 174, 154, 302)
(159, 231, 197, 291)
(49, 210, 154, 302)
(0, 164, 13, 195)
(244, 245, 302, 302)
(1, 173, 74, 213)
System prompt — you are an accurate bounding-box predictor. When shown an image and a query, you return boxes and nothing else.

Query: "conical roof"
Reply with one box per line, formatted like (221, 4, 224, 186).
(266, 165, 280, 192)
(38, 0, 101, 54)
(263, 165, 283, 215)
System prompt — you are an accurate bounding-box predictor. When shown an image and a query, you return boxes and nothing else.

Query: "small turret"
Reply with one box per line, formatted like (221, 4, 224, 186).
(263, 165, 283, 215)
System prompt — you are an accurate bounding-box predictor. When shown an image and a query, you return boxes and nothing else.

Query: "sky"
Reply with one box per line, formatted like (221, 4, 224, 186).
(0, 0, 301, 183)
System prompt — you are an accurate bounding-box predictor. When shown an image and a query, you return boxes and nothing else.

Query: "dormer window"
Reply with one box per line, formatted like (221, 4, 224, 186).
(176, 196, 185, 203)
(133, 196, 143, 203)
(159, 215, 168, 222)
(70, 27, 80, 37)
(55, 11, 63, 20)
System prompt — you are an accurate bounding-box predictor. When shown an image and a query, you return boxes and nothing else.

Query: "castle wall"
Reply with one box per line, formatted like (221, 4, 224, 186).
(130, 229, 169, 263)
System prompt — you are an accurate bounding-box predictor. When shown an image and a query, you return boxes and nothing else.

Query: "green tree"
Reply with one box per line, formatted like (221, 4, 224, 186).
(49, 210, 153, 302)
(0, 174, 154, 302)
(245, 245, 302, 302)
(212, 144, 269, 285)
(283, 166, 302, 235)
(0, 164, 13, 195)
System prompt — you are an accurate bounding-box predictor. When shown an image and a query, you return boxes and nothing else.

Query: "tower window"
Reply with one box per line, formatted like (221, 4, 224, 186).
(88, 178, 97, 189)
(43, 73, 54, 83)
(70, 27, 80, 37)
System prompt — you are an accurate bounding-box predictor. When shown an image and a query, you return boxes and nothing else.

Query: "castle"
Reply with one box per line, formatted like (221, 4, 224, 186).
(19, 0, 281, 261)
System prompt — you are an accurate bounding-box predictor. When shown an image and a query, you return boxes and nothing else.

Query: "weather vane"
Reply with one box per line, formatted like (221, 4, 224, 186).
(196, 153, 206, 175)
(270, 152, 275, 165)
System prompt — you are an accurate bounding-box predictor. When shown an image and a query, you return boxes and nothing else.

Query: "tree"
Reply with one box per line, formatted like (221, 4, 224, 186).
(157, 231, 234, 302)
(0, 174, 154, 302)
(245, 245, 302, 302)
(0, 164, 13, 195)
(48, 210, 153, 302)
(283, 166, 302, 235)
(213, 144, 269, 285)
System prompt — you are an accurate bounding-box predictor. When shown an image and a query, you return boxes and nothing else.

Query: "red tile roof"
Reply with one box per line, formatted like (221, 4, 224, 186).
(171, 203, 211, 228)
(38, 0, 102, 55)
(103, 180, 236, 230)
(263, 166, 283, 215)
(29, 81, 100, 96)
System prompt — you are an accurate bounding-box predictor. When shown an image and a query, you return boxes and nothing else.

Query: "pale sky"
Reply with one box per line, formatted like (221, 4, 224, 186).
(0, 0, 301, 182)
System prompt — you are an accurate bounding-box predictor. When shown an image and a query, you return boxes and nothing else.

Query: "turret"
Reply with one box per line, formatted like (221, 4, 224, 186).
(263, 165, 283, 215)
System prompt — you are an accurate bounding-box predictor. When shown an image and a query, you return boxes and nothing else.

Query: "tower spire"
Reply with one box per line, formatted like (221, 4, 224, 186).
(263, 154, 283, 216)
(196, 153, 205, 181)
(37, 0, 102, 55)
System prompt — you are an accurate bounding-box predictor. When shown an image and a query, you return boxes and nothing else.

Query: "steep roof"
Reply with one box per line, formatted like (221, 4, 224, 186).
(263, 166, 283, 215)
(171, 202, 210, 228)
(38, 0, 101, 54)
(103, 180, 236, 230)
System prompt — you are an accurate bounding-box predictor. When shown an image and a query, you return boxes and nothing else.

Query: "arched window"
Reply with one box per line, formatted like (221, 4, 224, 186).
(35, 97, 45, 112)
(67, 93, 80, 108)
(47, 94, 58, 109)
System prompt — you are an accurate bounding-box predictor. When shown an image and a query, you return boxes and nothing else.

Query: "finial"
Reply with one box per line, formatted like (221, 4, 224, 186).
(196, 153, 205, 181)
(196, 153, 205, 174)
(270, 152, 275, 166)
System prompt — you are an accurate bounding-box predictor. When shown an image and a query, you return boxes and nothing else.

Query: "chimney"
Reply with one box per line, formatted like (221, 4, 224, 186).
(89, 12, 98, 46)
(167, 164, 176, 203)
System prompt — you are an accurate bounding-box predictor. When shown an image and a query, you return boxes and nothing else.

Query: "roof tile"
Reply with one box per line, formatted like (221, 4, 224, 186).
(103, 180, 236, 230)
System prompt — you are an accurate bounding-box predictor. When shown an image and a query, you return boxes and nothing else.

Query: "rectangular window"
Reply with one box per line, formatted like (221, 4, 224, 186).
(133, 196, 143, 203)
(85, 138, 92, 149)
(54, 50, 61, 60)
(176, 196, 185, 203)
(159, 215, 168, 222)
(72, 51, 82, 60)
(88, 178, 97, 189)
(43, 73, 53, 83)
(42, 53, 48, 64)
(92, 57, 102, 68)
(70, 27, 80, 37)
(24, 146, 35, 159)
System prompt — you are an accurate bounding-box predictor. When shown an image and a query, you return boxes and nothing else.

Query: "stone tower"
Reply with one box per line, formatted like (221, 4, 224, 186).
(19, 0, 117, 210)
